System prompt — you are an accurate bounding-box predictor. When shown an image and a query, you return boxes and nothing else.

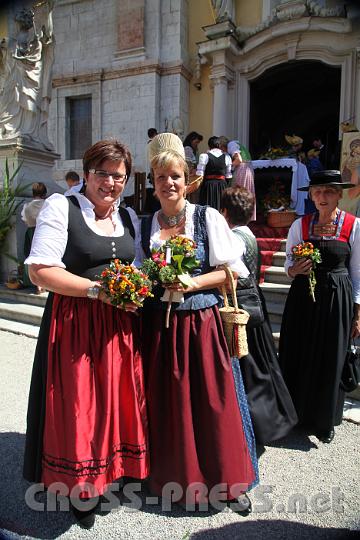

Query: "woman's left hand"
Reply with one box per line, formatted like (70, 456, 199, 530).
(351, 304, 360, 339)
(165, 279, 200, 294)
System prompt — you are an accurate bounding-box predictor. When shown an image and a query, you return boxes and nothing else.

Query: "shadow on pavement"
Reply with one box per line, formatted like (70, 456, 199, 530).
(0, 432, 73, 538)
(264, 426, 318, 452)
(190, 520, 358, 540)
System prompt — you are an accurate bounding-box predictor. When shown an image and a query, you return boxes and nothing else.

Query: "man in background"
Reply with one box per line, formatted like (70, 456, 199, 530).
(64, 170, 81, 195)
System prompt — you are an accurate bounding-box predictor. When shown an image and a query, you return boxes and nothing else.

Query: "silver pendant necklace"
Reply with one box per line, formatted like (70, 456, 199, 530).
(160, 204, 186, 227)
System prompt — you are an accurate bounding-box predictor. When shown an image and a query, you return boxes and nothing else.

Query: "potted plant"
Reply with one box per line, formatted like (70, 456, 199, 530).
(0, 158, 27, 252)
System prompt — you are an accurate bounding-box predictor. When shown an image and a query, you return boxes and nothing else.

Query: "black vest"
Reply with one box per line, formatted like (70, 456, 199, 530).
(62, 196, 135, 280)
(204, 152, 226, 177)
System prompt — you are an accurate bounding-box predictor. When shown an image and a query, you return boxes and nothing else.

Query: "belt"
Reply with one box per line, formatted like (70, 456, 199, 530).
(204, 175, 226, 180)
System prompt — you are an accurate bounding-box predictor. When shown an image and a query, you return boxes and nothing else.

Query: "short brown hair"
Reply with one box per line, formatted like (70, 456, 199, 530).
(220, 186, 255, 226)
(83, 139, 132, 179)
(32, 182, 47, 198)
(65, 170, 80, 183)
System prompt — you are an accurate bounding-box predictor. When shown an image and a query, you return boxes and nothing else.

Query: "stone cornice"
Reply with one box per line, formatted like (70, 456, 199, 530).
(52, 61, 192, 88)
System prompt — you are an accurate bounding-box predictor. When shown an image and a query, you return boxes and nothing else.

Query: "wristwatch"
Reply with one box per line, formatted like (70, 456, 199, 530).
(87, 284, 100, 300)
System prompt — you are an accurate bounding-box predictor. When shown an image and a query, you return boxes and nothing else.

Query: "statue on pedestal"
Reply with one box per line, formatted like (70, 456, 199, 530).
(0, 1, 55, 150)
(211, 0, 235, 23)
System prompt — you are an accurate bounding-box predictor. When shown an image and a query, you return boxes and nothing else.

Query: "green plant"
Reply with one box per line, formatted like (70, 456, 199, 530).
(0, 158, 27, 252)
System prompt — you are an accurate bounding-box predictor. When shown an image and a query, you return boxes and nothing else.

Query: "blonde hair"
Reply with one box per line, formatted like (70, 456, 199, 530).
(150, 150, 190, 184)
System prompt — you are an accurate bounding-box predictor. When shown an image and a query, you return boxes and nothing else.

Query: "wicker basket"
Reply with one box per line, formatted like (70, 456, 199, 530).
(267, 210, 296, 228)
(219, 265, 249, 358)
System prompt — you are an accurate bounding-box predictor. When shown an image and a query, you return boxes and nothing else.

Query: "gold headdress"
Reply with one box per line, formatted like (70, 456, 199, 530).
(285, 134, 303, 146)
(148, 132, 185, 162)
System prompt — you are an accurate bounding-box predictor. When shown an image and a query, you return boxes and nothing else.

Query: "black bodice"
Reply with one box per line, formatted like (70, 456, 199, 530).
(62, 196, 135, 280)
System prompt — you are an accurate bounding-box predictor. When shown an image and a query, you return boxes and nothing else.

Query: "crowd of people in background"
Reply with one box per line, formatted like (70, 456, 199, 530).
(18, 127, 359, 529)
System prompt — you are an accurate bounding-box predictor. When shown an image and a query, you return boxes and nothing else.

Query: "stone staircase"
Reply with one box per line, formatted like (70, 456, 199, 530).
(0, 240, 290, 342)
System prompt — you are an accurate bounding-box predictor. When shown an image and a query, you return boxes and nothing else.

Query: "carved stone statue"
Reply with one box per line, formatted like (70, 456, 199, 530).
(211, 0, 235, 23)
(0, 1, 54, 150)
(172, 117, 184, 140)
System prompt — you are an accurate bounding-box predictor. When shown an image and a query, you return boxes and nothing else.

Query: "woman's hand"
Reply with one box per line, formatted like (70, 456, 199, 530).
(97, 288, 138, 312)
(165, 279, 200, 294)
(288, 258, 313, 278)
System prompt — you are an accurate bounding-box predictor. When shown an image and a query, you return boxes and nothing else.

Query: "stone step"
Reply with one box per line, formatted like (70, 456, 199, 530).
(266, 301, 284, 325)
(264, 266, 292, 285)
(0, 285, 48, 307)
(272, 251, 286, 267)
(0, 318, 39, 339)
(0, 300, 44, 326)
(260, 281, 290, 303)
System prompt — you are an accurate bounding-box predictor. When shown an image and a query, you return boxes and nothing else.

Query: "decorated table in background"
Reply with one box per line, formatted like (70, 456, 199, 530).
(252, 158, 310, 216)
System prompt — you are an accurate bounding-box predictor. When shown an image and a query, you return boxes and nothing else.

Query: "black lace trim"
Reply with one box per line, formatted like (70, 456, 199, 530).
(42, 443, 147, 478)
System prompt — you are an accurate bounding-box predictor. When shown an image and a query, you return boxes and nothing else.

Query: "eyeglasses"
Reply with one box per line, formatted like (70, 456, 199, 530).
(89, 169, 127, 183)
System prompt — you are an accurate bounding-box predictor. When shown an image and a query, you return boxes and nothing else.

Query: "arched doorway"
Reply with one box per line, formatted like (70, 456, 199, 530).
(249, 60, 341, 168)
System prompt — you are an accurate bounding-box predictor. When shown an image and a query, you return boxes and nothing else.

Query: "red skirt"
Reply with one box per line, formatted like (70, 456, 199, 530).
(41, 294, 149, 497)
(142, 306, 256, 504)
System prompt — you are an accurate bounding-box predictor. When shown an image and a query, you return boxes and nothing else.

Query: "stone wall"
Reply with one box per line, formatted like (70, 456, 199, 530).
(48, 0, 190, 190)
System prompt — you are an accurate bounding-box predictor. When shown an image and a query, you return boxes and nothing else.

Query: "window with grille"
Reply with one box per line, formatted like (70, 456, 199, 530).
(66, 96, 92, 160)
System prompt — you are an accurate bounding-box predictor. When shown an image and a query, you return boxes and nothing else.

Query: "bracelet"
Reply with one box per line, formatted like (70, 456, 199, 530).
(87, 285, 100, 300)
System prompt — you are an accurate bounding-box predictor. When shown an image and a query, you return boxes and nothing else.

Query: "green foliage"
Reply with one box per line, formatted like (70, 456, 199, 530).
(0, 158, 27, 251)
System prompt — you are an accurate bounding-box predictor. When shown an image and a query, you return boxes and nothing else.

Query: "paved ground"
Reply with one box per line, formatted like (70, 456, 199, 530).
(0, 330, 359, 540)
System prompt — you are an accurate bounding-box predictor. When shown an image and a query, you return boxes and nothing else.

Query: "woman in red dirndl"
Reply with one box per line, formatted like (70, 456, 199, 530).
(23, 140, 149, 528)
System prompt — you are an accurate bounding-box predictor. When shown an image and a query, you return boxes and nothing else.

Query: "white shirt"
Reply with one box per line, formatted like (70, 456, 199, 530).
(196, 148, 232, 178)
(149, 203, 249, 277)
(63, 181, 83, 196)
(25, 192, 144, 268)
(284, 215, 360, 303)
(21, 199, 46, 228)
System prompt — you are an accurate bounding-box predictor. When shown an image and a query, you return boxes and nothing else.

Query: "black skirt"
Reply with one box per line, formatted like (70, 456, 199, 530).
(237, 289, 298, 445)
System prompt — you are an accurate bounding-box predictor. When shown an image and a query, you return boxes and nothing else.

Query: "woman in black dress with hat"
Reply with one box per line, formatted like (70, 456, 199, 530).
(279, 170, 360, 444)
(23, 140, 149, 528)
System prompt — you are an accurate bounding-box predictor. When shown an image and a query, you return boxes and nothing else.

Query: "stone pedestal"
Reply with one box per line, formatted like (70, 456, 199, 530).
(0, 139, 61, 281)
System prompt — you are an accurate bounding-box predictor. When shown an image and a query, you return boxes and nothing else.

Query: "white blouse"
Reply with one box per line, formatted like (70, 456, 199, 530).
(284, 215, 360, 303)
(196, 148, 232, 178)
(25, 192, 144, 269)
(149, 203, 249, 278)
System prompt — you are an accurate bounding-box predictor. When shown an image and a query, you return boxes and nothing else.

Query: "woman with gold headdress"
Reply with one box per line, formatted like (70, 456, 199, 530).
(141, 132, 258, 513)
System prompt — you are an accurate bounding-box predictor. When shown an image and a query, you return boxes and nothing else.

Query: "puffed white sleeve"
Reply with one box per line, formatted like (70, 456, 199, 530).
(349, 217, 360, 303)
(196, 152, 209, 176)
(284, 217, 303, 275)
(205, 207, 249, 277)
(126, 206, 146, 266)
(24, 194, 69, 268)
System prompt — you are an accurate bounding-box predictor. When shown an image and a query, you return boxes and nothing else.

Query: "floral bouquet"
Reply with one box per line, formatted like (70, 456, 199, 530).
(141, 235, 200, 327)
(262, 179, 290, 212)
(259, 147, 288, 160)
(291, 242, 322, 302)
(99, 259, 153, 308)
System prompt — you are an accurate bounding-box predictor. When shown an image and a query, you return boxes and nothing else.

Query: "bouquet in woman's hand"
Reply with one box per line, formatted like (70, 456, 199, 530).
(291, 242, 322, 302)
(141, 235, 200, 326)
(99, 259, 153, 308)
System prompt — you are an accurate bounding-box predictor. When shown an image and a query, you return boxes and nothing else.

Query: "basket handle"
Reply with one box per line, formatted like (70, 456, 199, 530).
(220, 264, 239, 312)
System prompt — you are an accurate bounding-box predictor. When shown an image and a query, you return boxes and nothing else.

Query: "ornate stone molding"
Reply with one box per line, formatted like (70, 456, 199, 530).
(235, 1, 346, 44)
(52, 61, 192, 88)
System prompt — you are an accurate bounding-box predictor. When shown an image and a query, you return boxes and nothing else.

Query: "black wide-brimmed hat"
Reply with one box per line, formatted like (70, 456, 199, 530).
(298, 170, 354, 191)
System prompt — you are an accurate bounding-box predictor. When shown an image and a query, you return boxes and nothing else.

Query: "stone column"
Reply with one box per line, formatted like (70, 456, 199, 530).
(211, 76, 229, 136)
(209, 57, 235, 137)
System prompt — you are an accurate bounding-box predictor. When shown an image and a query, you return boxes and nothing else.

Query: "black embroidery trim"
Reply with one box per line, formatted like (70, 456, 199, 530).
(42, 443, 147, 478)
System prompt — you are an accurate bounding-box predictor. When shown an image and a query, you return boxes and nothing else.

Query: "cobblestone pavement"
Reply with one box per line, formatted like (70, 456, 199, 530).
(0, 330, 359, 540)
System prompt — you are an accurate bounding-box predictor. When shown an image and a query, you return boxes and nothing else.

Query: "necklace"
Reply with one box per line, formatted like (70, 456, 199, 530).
(94, 206, 114, 220)
(159, 204, 186, 227)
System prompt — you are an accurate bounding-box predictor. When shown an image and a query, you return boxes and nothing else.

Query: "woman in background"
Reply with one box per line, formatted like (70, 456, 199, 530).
(221, 186, 298, 446)
(21, 182, 48, 293)
(279, 170, 360, 444)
